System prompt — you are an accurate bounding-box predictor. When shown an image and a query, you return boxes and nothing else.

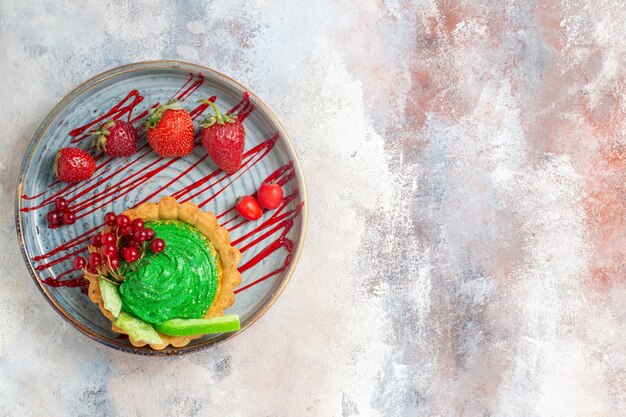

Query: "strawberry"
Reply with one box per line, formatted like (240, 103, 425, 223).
(199, 99, 246, 174)
(145, 100, 194, 157)
(54, 147, 96, 183)
(91, 120, 138, 157)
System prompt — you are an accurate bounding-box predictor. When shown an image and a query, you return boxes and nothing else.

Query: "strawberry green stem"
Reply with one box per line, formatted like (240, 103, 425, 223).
(145, 100, 184, 129)
(203, 99, 224, 123)
(197, 99, 237, 128)
(90, 120, 116, 152)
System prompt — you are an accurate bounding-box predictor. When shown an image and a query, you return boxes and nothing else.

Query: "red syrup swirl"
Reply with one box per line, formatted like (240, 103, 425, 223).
(31, 133, 282, 272)
(21, 73, 207, 204)
(21, 101, 215, 214)
(29, 130, 270, 262)
(42, 270, 90, 294)
(66, 73, 206, 145)
(68, 90, 144, 143)
(21, 88, 250, 209)
(225, 162, 303, 293)
(27, 81, 300, 295)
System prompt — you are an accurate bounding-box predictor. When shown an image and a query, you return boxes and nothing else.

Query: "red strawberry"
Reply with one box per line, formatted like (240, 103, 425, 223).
(199, 99, 245, 174)
(145, 100, 194, 157)
(54, 147, 96, 183)
(91, 120, 138, 157)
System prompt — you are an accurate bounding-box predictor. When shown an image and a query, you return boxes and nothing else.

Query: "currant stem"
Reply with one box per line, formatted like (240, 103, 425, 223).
(99, 275, 120, 286)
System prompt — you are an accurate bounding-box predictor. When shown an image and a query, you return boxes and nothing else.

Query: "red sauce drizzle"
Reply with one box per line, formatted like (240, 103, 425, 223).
(26, 78, 299, 295)
(43, 270, 90, 293)
(69, 90, 144, 143)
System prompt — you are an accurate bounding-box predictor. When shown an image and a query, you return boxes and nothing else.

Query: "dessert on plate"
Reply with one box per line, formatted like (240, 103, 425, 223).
(83, 196, 242, 350)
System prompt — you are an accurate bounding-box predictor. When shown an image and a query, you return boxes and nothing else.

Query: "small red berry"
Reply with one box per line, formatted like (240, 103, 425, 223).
(87, 265, 98, 274)
(150, 238, 165, 253)
(128, 240, 141, 248)
(120, 226, 133, 237)
(123, 247, 140, 263)
(116, 214, 130, 228)
(62, 211, 76, 225)
(235, 196, 263, 221)
(72, 256, 86, 270)
(88, 253, 102, 268)
(100, 233, 116, 246)
(89, 234, 103, 248)
(106, 256, 120, 270)
(134, 229, 148, 242)
(131, 218, 145, 232)
(104, 212, 117, 226)
(54, 197, 68, 212)
(257, 181, 283, 209)
(101, 243, 117, 258)
(144, 228, 155, 241)
(47, 210, 61, 226)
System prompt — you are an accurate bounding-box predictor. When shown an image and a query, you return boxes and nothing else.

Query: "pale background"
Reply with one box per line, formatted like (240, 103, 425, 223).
(1, 1, 625, 416)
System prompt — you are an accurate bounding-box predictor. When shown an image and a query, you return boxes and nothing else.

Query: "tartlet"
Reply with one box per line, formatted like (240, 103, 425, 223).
(84, 196, 242, 350)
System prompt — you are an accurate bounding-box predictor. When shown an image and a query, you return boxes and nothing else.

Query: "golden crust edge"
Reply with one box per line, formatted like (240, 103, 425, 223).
(85, 196, 242, 351)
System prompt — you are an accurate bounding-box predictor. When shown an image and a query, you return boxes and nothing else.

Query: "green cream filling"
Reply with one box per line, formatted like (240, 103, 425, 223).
(118, 220, 220, 324)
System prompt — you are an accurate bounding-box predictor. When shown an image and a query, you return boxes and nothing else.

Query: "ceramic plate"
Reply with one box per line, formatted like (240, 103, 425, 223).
(15, 61, 307, 355)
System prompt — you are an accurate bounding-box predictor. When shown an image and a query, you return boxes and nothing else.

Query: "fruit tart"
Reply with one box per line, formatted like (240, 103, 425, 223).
(83, 196, 242, 350)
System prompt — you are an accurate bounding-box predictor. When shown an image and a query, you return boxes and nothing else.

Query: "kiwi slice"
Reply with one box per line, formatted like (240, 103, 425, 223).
(153, 314, 240, 337)
(114, 311, 163, 345)
(99, 278, 122, 318)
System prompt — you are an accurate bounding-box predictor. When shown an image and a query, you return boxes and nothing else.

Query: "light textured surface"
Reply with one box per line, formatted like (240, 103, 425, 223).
(1, 0, 625, 416)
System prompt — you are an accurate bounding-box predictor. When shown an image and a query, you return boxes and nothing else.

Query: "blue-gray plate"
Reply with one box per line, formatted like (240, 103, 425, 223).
(15, 61, 307, 355)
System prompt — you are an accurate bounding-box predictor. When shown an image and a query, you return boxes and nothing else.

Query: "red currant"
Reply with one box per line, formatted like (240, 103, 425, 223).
(86, 265, 98, 274)
(62, 211, 76, 225)
(116, 214, 131, 228)
(131, 218, 145, 232)
(150, 238, 165, 253)
(128, 240, 141, 248)
(134, 229, 148, 242)
(236, 196, 263, 221)
(120, 226, 133, 237)
(88, 253, 102, 268)
(100, 233, 116, 246)
(72, 256, 86, 270)
(104, 212, 117, 226)
(89, 234, 103, 248)
(257, 181, 283, 209)
(106, 257, 120, 270)
(101, 243, 117, 258)
(123, 247, 140, 263)
(47, 210, 61, 226)
(54, 197, 68, 212)
(144, 228, 155, 241)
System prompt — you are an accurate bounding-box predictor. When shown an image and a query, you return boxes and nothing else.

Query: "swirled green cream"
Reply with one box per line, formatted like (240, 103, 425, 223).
(119, 220, 220, 324)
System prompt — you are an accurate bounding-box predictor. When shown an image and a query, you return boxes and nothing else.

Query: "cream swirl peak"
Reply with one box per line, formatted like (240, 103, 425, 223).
(119, 220, 221, 324)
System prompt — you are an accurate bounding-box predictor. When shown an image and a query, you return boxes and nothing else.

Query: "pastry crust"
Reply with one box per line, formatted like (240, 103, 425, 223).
(84, 196, 242, 350)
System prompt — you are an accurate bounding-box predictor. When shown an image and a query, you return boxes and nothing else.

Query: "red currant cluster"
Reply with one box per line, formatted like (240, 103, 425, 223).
(47, 197, 76, 228)
(71, 211, 165, 284)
